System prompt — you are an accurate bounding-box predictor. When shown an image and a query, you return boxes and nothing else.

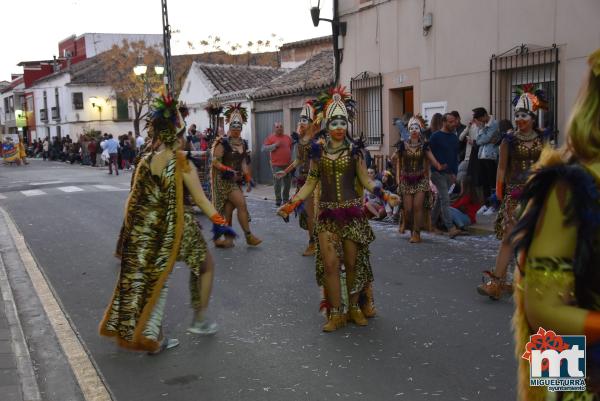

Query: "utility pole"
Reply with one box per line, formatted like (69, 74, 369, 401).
(161, 0, 174, 96)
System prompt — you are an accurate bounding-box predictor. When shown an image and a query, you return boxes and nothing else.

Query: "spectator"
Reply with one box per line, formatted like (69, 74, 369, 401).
(101, 134, 120, 175)
(135, 132, 145, 151)
(121, 138, 134, 170)
(42, 137, 49, 161)
(429, 113, 461, 237)
(472, 107, 500, 214)
(424, 113, 443, 140)
(88, 138, 97, 167)
(363, 168, 386, 219)
(262, 121, 293, 206)
(449, 176, 481, 233)
(450, 111, 467, 160)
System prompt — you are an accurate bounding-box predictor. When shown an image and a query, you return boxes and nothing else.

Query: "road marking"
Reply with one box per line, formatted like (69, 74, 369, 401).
(29, 180, 64, 186)
(93, 185, 120, 191)
(58, 186, 84, 193)
(0, 207, 114, 401)
(21, 190, 46, 197)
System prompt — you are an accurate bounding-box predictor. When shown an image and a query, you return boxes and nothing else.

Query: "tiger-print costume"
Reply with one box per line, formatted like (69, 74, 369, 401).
(100, 151, 207, 352)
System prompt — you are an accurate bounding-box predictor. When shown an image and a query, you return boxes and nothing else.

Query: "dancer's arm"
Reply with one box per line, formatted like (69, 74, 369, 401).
(211, 143, 235, 174)
(241, 156, 252, 193)
(495, 140, 509, 200)
(275, 159, 300, 178)
(277, 160, 318, 216)
(357, 157, 399, 207)
(522, 183, 599, 343)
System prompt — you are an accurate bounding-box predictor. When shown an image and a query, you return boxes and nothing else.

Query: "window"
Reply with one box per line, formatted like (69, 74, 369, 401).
(350, 72, 383, 146)
(113, 97, 130, 120)
(490, 44, 559, 142)
(72, 92, 83, 110)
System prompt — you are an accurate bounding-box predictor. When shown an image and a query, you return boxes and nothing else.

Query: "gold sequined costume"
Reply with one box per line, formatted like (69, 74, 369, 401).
(495, 134, 544, 239)
(311, 140, 375, 294)
(210, 136, 249, 215)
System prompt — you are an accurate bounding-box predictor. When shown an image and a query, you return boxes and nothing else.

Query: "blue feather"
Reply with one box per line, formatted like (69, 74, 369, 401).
(221, 170, 235, 180)
(291, 131, 300, 144)
(308, 140, 322, 160)
(211, 224, 237, 240)
(294, 201, 305, 218)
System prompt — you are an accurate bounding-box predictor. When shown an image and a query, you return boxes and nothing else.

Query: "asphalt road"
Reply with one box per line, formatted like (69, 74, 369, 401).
(0, 160, 516, 401)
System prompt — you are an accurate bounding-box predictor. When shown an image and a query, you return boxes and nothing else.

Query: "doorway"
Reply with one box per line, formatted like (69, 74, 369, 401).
(389, 87, 414, 143)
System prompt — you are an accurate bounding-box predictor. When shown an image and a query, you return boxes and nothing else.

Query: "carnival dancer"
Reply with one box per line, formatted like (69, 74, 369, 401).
(2, 137, 21, 165)
(275, 100, 320, 256)
(477, 85, 548, 300)
(100, 94, 234, 354)
(211, 103, 262, 248)
(277, 87, 399, 332)
(511, 48, 600, 401)
(394, 115, 445, 243)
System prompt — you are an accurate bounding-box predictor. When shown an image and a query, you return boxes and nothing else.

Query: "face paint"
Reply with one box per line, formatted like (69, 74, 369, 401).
(328, 118, 347, 132)
(230, 122, 243, 131)
(515, 111, 533, 131)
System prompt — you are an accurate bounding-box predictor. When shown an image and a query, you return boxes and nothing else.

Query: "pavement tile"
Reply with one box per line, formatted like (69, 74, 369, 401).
(0, 328, 10, 341)
(0, 384, 22, 401)
(0, 368, 19, 386)
(0, 354, 16, 369)
(0, 340, 12, 354)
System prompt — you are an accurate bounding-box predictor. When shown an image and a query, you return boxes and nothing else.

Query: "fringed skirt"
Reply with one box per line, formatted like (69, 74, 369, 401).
(495, 184, 523, 240)
(314, 199, 375, 295)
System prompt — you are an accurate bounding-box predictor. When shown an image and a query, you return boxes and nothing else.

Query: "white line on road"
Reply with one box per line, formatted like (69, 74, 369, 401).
(20, 190, 46, 197)
(93, 185, 121, 191)
(29, 180, 64, 186)
(58, 186, 84, 193)
(0, 207, 114, 401)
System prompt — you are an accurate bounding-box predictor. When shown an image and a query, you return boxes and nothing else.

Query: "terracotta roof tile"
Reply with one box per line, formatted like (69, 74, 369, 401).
(250, 50, 334, 100)
(197, 64, 285, 94)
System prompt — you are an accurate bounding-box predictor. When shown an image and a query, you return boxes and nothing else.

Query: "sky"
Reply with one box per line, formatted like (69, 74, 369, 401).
(0, 0, 333, 81)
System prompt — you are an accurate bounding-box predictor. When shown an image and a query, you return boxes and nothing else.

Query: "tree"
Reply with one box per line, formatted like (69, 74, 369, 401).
(99, 40, 164, 135)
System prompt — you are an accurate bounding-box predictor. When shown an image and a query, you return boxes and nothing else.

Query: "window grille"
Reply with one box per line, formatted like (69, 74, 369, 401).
(350, 72, 383, 146)
(490, 44, 559, 142)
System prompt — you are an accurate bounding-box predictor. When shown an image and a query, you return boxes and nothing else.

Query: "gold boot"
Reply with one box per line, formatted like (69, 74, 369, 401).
(245, 232, 262, 246)
(477, 271, 512, 300)
(302, 241, 316, 256)
(409, 231, 422, 243)
(214, 236, 234, 248)
(348, 304, 368, 326)
(360, 285, 377, 318)
(322, 310, 346, 332)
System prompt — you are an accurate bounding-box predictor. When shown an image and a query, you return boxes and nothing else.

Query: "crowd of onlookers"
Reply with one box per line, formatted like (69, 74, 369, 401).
(365, 108, 518, 234)
(25, 131, 148, 174)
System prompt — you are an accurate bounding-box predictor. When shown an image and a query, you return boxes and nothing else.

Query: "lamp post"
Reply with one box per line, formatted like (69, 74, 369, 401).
(310, 0, 346, 85)
(161, 0, 174, 96)
(133, 61, 165, 100)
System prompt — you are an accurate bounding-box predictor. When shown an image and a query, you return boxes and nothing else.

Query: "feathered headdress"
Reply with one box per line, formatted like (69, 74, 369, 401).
(146, 94, 186, 146)
(407, 114, 426, 130)
(314, 86, 356, 125)
(512, 84, 549, 115)
(300, 100, 316, 122)
(204, 101, 223, 118)
(224, 103, 248, 127)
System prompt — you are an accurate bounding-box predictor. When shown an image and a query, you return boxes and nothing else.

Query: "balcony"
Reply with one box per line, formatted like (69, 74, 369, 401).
(51, 107, 60, 121)
(40, 108, 48, 121)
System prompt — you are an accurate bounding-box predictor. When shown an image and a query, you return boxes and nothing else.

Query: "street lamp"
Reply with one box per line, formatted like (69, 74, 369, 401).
(309, 0, 346, 85)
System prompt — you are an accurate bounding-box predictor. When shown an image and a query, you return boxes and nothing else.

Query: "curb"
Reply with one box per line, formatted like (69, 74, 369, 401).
(0, 248, 41, 401)
(0, 206, 114, 401)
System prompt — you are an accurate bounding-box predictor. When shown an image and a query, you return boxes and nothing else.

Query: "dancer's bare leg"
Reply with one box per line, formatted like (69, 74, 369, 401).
(193, 252, 215, 321)
(318, 231, 341, 308)
(342, 239, 359, 305)
(228, 189, 250, 233)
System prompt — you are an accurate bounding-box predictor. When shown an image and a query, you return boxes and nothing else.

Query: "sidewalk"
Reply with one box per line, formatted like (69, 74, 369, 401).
(248, 184, 496, 235)
(0, 297, 22, 401)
